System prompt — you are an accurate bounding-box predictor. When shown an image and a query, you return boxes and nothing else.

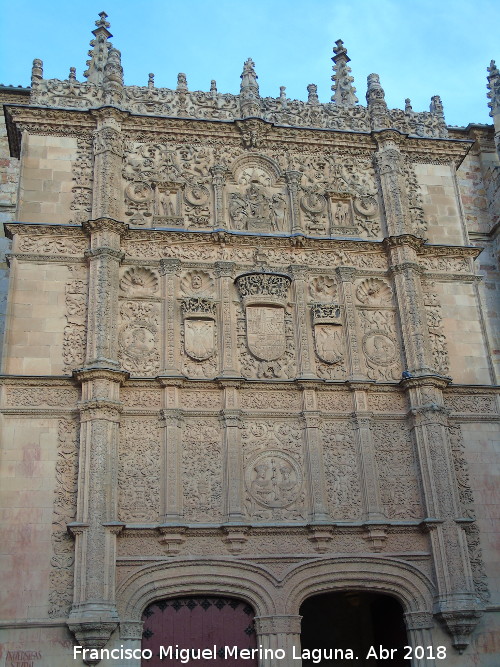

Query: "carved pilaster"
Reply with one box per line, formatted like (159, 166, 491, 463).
(220, 397, 244, 521)
(68, 369, 128, 656)
(285, 171, 303, 234)
(160, 408, 184, 522)
(83, 218, 127, 370)
(374, 132, 412, 238)
(91, 108, 126, 220)
(385, 236, 437, 376)
(215, 261, 238, 377)
(404, 612, 435, 667)
(159, 258, 182, 375)
(301, 393, 329, 521)
(404, 376, 482, 651)
(351, 396, 385, 523)
(254, 616, 302, 667)
(336, 266, 366, 380)
(210, 164, 227, 228)
(288, 265, 315, 379)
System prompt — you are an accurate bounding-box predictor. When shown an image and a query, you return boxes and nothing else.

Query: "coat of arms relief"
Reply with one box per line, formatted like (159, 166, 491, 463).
(236, 272, 296, 379)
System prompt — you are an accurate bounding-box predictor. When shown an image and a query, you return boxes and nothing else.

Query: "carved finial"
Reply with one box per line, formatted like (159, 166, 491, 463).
(405, 98, 413, 114)
(366, 73, 389, 130)
(239, 57, 261, 118)
(430, 95, 444, 117)
(31, 59, 43, 86)
(177, 73, 188, 91)
(210, 79, 217, 93)
(487, 60, 500, 117)
(69, 67, 77, 81)
(148, 73, 154, 88)
(307, 83, 319, 104)
(331, 39, 358, 106)
(96, 11, 110, 29)
(84, 11, 113, 84)
(103, 47, 123, 104)
(279, 86, 287, 107)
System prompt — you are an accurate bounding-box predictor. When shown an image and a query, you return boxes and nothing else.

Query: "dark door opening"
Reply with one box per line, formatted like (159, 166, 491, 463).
(141, 596, 257, 666)
(300, 591, 408, 665)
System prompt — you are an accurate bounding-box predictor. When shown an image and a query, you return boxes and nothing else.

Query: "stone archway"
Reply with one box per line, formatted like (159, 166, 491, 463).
(300, 590, 408, 666)
(141, 595, 258, 666)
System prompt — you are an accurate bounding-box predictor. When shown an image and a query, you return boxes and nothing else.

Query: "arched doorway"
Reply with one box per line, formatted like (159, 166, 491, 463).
(300, 591, 408, 665)
(141, 596, 258, 666)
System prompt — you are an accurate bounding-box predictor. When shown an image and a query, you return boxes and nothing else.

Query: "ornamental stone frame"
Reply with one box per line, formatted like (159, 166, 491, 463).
(0, 11, 499, 667)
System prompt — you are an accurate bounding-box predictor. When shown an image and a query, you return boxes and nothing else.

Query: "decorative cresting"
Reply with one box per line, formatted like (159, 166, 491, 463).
(181, 298, 217, 362)
(28, 13, 450, 138)
(235, 272, 291, 363)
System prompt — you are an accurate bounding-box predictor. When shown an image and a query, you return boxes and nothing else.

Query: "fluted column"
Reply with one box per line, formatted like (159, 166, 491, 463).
(254, 616, 302, 667)
(404, 376, 481, 652)
(404, 612, 436, 667)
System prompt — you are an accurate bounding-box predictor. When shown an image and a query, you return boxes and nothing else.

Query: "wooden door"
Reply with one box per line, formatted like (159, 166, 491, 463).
(142, 596, 257, 666)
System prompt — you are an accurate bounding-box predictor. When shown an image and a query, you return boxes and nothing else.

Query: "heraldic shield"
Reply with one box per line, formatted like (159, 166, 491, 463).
(246, 305, 286, 361)
(313, 324, 343, 364)
(184, 319, 215, 361)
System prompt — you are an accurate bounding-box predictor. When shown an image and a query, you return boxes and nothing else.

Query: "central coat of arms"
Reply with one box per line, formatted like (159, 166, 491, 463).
(246, 306, 286, 361)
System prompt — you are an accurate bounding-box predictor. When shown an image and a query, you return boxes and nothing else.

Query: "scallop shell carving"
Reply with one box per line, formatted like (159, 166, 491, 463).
(180, 270, 214, 296)
(120, 267, 158, 295)
(309, 275, 338, 302)
(356, 278, 392, 305)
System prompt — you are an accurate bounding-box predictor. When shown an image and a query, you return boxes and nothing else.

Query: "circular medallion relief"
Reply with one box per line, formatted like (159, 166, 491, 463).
(245, 450, 302, 508)
(125, 181, 153, 203)
(362, 331, 397, 366)
(120, 323, 156, 360)
(184, 184, 210, 207)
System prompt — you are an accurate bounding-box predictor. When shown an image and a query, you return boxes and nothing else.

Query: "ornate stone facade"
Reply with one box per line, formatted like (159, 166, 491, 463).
(0, 13, 499, 667)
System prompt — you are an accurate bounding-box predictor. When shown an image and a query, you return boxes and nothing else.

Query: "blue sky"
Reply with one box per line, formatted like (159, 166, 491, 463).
(1, 0, 498, 127)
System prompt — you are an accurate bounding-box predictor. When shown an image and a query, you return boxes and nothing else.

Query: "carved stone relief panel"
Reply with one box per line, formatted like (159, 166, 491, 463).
(118, 418, 160, 523)
(121, 388, 162, 409)
(69, 135, 93, 224)
(317, 391, 353, 413)
(241, 420, 305, 521)
(122, 142, 214, 228)
(239, 389, 301, 411)
(445, 394, 497, 414)
(421, 280, 450, 376)
(236, 273, 296, 379)
(120, 267, 159, 297)
(118, 300, 160, 375)
(5, 385, 80, 408)
(182, 418, 223, 522)
(372, 421, 422, 519)
(63, 270, 88, 373)
(48, 419, 79, 618)
(279, 153, 382, 238)
(367, 391, 407, 413)
(356, 278, 401, 381)
(310, 303, 346, 380)
(227, 156, 288, 233)
(321, 420, 362, 520)
(180, 270, 215, 298)
(180, 297, 218, 379)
